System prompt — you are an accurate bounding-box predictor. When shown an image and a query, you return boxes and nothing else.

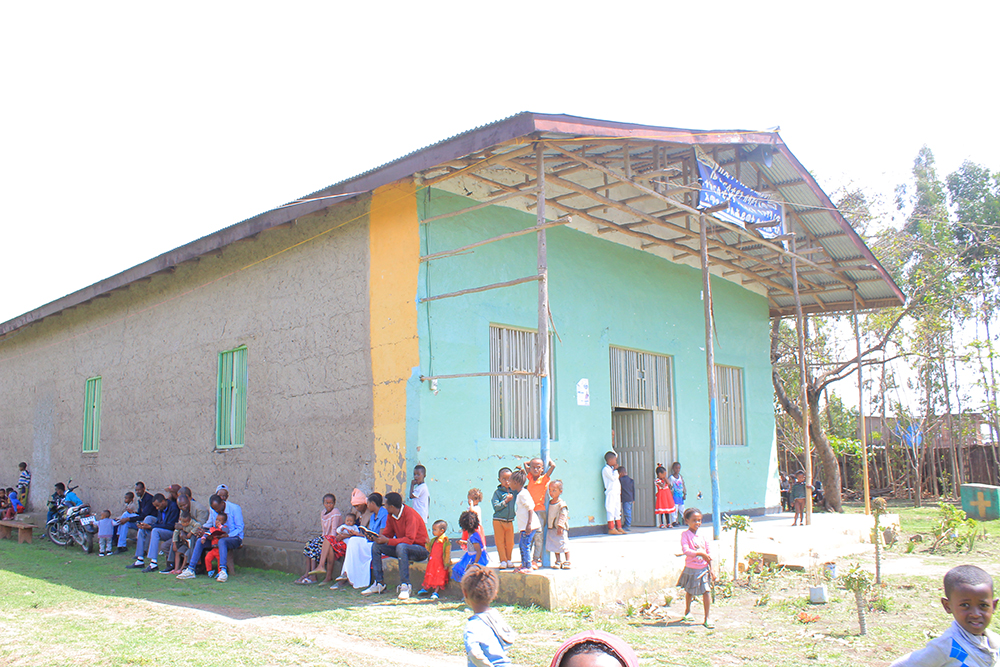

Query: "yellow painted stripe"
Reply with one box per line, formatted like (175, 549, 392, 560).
(369, 180, 419, 495)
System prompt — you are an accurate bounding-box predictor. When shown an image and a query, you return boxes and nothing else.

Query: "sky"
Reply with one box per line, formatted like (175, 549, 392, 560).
(2, 3, 998, 385)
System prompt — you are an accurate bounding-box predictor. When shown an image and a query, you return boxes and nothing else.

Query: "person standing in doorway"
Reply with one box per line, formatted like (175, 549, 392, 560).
(618, 465, 634, 532)
(668, 462, 686, 528)
(603, 452, 624, 535)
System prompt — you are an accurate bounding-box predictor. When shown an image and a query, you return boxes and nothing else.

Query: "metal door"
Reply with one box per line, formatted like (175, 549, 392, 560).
(613, 409, 654, 527)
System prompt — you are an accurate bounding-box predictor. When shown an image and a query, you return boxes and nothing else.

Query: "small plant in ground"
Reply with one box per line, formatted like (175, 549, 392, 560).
(797, 611, 820, 623)
(872, 497, 888, 584)
(755, 592, 770, 607)
(624, 602, 635, 617)
(869, 583, 893, 613)
(931, 501, 979, 552)
(723, 513, 752, 582)
(573, 604, 593, 619)
(713, 566, 735, 600)
(662, 595, 673, 607)
(841, 563, 874, 635)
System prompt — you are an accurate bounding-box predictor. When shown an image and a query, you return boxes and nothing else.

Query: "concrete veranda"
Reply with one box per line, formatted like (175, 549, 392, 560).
(460, 510, 890, 609)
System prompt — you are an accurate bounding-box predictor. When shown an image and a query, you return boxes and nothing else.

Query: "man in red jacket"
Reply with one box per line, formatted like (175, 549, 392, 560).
(362, 492, 429, 600)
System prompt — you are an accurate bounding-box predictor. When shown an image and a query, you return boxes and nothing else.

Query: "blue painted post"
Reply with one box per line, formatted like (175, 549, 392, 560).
(536, 146, 551, 568)
(699, 213, 722, 540)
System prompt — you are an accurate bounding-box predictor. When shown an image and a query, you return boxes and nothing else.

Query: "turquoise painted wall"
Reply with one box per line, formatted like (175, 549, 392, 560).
(407, 188, 778, 533)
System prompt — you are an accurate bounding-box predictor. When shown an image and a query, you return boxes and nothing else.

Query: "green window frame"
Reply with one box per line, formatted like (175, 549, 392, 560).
(82, 376, 102, 453)
(216, 346, 248, 449)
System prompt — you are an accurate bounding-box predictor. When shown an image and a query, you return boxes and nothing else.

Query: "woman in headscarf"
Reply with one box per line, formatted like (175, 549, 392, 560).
(333, 491, 388, 589)
(548, 630, 639, 667)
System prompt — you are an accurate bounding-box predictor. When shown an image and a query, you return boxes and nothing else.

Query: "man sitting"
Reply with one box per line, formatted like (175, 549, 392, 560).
(115, 482, 155, 554)
(362, 492, 428, 600)
(176, 493, 244, 583)
(126, 493, 179, 573)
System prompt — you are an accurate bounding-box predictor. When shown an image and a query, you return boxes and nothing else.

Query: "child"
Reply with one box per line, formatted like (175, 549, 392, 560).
(677, 507, 715, 628)
(202, 513, 228, 578)
(510, 470, 536, 574)
(668, 462, 686, 527)
(420, 519, 452, 600)
(113, 491, 139, 553)
(491, 468, 516, 570)
(462, 565, 516, 667)
(16, 462, 30, 506)
(410, 464, 430, 524)
(546, 480, 570, 568)
(890, 564, 999, 666)
(654, 464, 676, 529)
(336, 512, 360, 537)
(453, 511, 489, 582)
(96, 510, 115, 556)
(467, 488, 486, 544)
(524, 457, 555, 568)
(302, 493, 344, 583)
(602, 451, 624, 535)
(790, 470, 811, 526)
(618, 466, 634, 532)
(1, 493, 13, 520)
(7, 488, 23, 515)
(166, 510, 201, 574)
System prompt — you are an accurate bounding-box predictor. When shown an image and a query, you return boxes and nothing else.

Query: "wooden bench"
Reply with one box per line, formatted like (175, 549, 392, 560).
(0, 519, 38, 544)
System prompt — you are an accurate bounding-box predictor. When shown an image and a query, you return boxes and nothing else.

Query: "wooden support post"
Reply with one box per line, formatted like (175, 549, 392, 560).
(791, 236, 813, 524)
(854, 292, 871, 515)
(700, 213, 722, 540)
(536, 146, 551, 569)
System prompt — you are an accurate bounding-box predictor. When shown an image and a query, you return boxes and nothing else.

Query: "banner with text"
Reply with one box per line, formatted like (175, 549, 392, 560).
(696, 149, 783, 239)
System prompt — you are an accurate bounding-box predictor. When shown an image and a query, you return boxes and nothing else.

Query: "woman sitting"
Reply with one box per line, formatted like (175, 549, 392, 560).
(333, 491, 388, 590)
(294, 493, 342, 585)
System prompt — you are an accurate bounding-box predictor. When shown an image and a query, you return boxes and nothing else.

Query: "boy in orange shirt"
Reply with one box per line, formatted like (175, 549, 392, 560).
(523, 457, 556, 569)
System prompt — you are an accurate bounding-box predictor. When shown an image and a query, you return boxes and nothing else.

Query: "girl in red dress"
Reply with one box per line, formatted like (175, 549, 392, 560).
(654, 464, 676, 528)
(420, 519, 451, 600)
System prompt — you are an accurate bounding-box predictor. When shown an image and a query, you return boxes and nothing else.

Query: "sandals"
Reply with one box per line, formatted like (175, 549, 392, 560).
(560, 561, 571, 569)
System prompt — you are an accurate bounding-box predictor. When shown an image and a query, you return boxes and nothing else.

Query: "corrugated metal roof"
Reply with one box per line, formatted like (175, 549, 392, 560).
(0, 112, 904, 339)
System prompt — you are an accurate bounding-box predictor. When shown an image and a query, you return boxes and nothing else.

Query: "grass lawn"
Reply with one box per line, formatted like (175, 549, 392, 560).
(2, 502, 998, 666)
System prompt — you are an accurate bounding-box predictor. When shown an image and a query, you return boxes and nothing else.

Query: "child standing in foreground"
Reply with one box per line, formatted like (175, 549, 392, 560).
(524, 457, 555, 569)
(462, 566, 516, 667)
(410, 464, 430, 524)
(491, 468, 516, 570)
(668, 462, 686, 527)
(420, 519, 451, 600)
(890, 564, 999, 666)
(602, 451, 624, 534)
(453, 511, 490, 581)
(678, 507, 715, 628)
(97, 510, 115, 556)
(618, 466, 634, 532)
(510, 470, 536, 573)
(654, 464, 676, 528)
(790, 470, 811, 526)
(546, 480, 570, 568)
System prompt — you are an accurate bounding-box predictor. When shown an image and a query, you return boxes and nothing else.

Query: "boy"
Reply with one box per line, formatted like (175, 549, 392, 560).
(410, 464, 430, 524)
(668, 462, 686, 527)
(165, 510, 201, 575)
(16, 462, 30, 506)
(546, 480, 570, 568)
(96, 510, 115, 556)
(462, 565, 516, 666)
(891, 565, 999, 666)
(523, 457, 555, 568)
(618, 465, 634, 532)
(491, 468, 516, 569)
(510, 470, 536, 573)
(790, 470, 811, 527)
(602, 451, 624, 534)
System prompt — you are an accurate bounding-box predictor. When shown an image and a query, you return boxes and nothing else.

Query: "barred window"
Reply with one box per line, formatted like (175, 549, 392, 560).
(489, 325, 555, 440)
(715, 364, 745, 446)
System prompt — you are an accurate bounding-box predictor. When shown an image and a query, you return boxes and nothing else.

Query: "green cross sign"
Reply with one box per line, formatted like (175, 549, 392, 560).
(961, 484, 1000, 521)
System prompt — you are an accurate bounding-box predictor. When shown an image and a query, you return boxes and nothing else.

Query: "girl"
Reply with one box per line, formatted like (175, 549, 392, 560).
(677, 507, 715, 628)
(466, 488, 486, 543)
(452, 510, 489, 582)
(668, 462, 686, 527)
(654, 464, 676, 529)
(295, 493, 342, 584)
(419, 519, 451, 600)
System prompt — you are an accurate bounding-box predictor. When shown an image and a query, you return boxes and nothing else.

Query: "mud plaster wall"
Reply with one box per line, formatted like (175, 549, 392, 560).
(0, 198, 374, 542)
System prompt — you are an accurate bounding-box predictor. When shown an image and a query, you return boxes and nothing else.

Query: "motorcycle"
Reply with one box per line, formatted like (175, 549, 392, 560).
(46, 480, 96, 553)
